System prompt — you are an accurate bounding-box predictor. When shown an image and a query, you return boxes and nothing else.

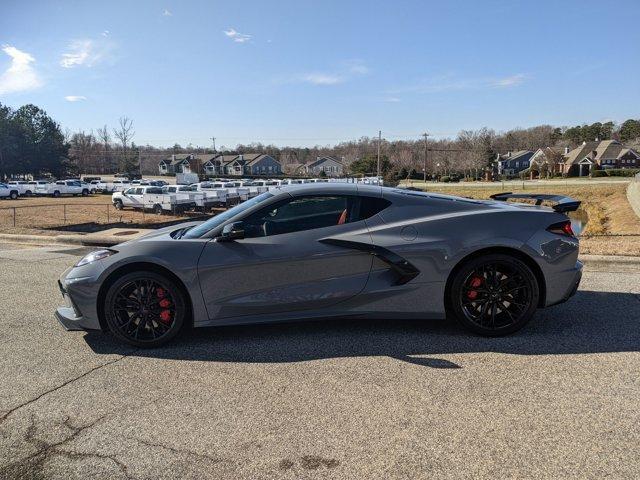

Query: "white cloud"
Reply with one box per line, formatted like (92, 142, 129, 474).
(101, 30, 110, 37)
(163, 9, 172, 16)
(383, 96, 401, 102)
(223, 28, 252, 43)
(391, 72, 529, 94)
(345, 59, 369, 75)
(293, 61, 369, 87)
(60, 38, 114, 68)
(301, 73, 344, 85)
(0, 45, 43, 95)
(492, 73, 527, 87)
(64, 95, 87, 102)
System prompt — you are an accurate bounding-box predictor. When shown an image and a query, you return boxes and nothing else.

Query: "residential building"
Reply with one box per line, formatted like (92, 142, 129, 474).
(158, 153, 210, 175)
(529, 147, 565, 177)
(305, 156, 345, 177)
(494, 151, 535, 176)
(160, 153, 282, 177)
(563, 140, 640, 176)
(222, 154, 282, 176)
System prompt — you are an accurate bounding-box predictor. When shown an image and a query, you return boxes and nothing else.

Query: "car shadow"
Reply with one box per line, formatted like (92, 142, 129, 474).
(83, 290, 640, 368)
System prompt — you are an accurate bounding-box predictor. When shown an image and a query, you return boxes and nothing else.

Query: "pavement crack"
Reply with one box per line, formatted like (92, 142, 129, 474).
(128, 436, 222, 465)
(0, 414, 132, 479)
(0, 354, 128, 426)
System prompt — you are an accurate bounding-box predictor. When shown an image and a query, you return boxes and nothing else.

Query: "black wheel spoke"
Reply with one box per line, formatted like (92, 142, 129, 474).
(459, 260, 532, 331)
(110, 278, 177, 343)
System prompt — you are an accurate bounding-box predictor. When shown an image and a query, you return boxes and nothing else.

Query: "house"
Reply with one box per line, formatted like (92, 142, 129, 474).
(494, 151, 535, 176)
(529, 147, 565, 177)
(210, 154, 282, 177)
(562, 140, 640, 176)
(304, 156, 345, 177)
(158, 154, 209, 175)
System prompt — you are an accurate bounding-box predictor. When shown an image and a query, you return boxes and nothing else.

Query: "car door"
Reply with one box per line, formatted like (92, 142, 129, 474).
(197, 193, 375, 319)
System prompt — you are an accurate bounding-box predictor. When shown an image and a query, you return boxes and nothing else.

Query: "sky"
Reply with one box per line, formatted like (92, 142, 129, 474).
(1, 0, 639, 148)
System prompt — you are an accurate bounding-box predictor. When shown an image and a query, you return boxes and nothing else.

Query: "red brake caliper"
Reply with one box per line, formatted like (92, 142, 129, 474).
(156, 287, 172, 324)
(467, 276, 483, 300)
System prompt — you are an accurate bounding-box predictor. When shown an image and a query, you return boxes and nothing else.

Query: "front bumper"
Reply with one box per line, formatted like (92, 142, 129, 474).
(55, 269, 103, 331)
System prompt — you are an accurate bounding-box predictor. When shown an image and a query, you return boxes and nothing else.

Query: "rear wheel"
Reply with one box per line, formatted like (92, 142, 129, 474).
(53, 190, 61, 198)
(153, 204, 163, 215)
(82, 189, 89, 196)
(104, 271, 187, 347)
(114, 199, 123, 210)
(448, 254, 539, 336)
(9, 191, 18, 200)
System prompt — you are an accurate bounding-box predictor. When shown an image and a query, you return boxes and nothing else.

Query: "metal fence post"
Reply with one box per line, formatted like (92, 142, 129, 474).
(106, 204, 110, 223)
(63, 204, 67, 224)
(13, 207, 16, 228)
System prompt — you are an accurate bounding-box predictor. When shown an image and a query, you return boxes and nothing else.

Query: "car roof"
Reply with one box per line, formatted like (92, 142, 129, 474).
(277, 183, 383, 196)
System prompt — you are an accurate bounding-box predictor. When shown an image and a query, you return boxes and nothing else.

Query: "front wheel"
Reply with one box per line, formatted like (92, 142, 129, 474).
(448, 254, 539, 336)
(103, 271, 187, 347)
(114, 200, 123, 210)
(9, 191, 18, 200)
(82, 189, 89, 196)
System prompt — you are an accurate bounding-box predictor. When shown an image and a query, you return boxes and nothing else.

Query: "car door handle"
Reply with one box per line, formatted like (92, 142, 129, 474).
(318, 238, 420, 285)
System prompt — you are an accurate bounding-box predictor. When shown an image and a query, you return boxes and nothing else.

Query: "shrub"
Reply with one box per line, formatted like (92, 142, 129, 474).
(591, 170, 608, 177)
(604, 168, 640, 177)
(440, 176, 451, 183)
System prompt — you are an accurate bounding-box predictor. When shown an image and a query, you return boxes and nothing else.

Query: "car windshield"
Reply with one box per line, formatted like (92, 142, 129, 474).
(182, 191, 274, 239)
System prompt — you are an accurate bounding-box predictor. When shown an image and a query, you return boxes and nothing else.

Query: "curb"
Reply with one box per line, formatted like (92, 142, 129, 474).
(0, 233, 119, 247)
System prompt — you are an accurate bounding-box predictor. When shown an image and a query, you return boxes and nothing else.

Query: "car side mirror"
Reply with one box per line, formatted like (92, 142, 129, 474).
(218, 222, 245, 242)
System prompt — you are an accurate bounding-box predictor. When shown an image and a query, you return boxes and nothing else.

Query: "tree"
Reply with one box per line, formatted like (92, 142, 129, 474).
(97, 125, 112, 173)
(349, 154, 391, 176)
(619, 119, 640, 143)
(0, 103, 69, 179)
(113, 116, 138, 174)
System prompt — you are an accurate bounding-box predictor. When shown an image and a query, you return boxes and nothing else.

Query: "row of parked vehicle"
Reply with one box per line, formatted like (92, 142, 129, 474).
(0, 179, 97, 199)
(110, 176, 384, 215)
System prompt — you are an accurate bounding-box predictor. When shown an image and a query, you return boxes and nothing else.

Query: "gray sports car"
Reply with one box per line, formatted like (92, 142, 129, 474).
(56, 184, 582, 347)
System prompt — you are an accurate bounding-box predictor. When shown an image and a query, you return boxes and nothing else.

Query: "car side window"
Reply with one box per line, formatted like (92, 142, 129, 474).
(356, 196, 391, 220)
(242, 195, 354, 238)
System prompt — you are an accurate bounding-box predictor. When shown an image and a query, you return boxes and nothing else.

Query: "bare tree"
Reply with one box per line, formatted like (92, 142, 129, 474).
(113, 117, 136, 173)
(97, 125, 111, 173)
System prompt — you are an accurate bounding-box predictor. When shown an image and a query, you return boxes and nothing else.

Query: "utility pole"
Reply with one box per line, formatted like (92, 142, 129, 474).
(377, 130, 381, 179)
(422, 132, 429, 183)
(211, 136, 216, 152)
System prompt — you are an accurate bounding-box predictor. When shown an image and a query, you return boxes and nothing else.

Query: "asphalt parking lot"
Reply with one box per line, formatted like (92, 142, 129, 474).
(0, 243, 638, 479)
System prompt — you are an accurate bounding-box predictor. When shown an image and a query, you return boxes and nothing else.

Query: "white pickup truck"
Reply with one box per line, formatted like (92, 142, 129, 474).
(162, 185, 226, 211)
(36, 180, 90, 197)
(6, 181, 33, 196)
(0, 183, 20, 200)
(112, 186, 196, 214)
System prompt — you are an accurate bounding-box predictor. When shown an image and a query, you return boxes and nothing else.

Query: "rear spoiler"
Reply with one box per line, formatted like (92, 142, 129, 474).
(489, 192, 581, 213)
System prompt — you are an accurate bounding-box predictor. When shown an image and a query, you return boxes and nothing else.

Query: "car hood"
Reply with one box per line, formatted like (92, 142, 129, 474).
(114, 220, 204, 247)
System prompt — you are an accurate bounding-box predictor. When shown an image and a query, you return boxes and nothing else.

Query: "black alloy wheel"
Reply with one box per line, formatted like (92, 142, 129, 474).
(449, 254, 539, 336)
(104, 271, 186, 347)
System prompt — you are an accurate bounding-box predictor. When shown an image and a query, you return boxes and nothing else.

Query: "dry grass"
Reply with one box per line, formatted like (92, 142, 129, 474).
(0, 194, 196, 233)
(401, 182, 640, 256)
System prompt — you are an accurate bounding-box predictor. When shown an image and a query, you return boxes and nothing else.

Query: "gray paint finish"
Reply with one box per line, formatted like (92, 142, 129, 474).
(56, 184, 582, 333)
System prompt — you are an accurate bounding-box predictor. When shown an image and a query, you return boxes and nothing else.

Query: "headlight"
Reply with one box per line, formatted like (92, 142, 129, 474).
(76, 249, 116, 267)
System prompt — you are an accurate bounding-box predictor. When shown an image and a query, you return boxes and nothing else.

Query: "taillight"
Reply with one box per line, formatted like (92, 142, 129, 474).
(547, 220, 575, 237)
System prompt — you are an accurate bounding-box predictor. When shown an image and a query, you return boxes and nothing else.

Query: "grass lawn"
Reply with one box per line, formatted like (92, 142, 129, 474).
(400, 181, 640, 256)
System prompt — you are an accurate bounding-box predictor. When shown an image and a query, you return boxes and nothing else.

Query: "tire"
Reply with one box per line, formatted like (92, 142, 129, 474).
(25, 190, 32, 196)
(103, 271, 188, 347)
(153, 204, 163, 215)
(448, 253, 539, 336)
(82, 189, 89, 196)
(53, 190, 61, 198)
(9, 191, 18, 200)
(114, 200, 123, 210)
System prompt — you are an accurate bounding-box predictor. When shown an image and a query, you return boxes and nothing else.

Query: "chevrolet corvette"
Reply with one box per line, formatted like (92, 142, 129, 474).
(56, 184, 582, 347)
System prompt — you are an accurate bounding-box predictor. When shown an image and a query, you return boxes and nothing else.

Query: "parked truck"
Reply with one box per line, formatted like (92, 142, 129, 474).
(35, 180, 90, 197)
(112, 186, 196, 214)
